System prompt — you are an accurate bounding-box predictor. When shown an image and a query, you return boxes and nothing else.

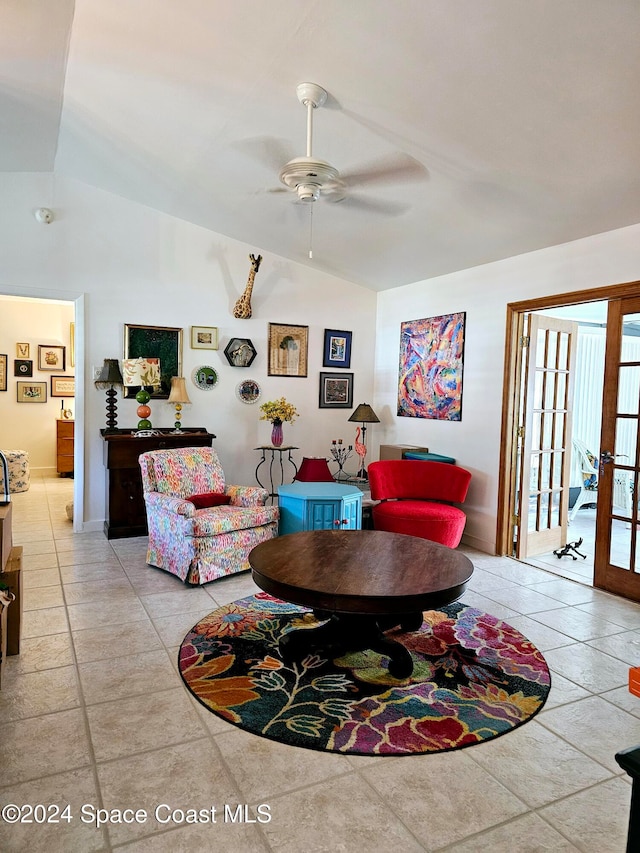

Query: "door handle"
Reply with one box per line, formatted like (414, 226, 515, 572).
(600, 450, 614, 476)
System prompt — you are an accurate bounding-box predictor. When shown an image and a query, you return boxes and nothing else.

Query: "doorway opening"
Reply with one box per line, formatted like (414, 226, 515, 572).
(497, 280, 640, 602)
(0, 289, 85, 532)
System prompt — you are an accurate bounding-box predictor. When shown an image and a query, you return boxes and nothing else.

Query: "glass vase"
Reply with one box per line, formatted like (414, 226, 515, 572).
(271, 419, 284, 447)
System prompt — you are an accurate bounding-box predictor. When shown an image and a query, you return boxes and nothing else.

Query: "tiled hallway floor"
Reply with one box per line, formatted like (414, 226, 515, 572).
(1, 474, 639, 851)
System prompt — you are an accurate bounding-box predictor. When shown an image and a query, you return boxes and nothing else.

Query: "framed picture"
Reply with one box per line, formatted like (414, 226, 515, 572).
(16, 342, 29, 358)
(191, 365, 219, 390)
(236, 378, 261, 404)
(69, 322, 75, 367)
(268, 323, 308, 377)
(191, 326, 218, 350)
(124, 323, 182, 399)
(323, 329, 352, 369)
(224, 337, 257, 367)
(38, 344, 66, 371)
(0, 355, 6, 392)
(14, 359, 32, 377)
(51, 375, 75, 398)
(17, 381, 47, 403)
(319, 372, 354, 409)
(397, 312, 466, 421)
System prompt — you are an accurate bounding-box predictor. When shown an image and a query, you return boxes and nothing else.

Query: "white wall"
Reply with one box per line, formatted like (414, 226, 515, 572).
(374, 223, 640, 552)
(0, 297, 75, 469)
(0, 173, 377, 530)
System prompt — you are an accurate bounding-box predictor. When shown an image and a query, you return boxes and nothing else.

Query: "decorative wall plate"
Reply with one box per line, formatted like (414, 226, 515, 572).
(224, 337, 257, 367)
(192, 365, 219, 390)
(236, 379, 261, 404)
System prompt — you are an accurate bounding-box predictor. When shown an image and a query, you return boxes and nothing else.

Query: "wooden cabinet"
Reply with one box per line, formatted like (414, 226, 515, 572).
(56, 420, 74, 475)
(102, 429, 215, 539)
(278, 482, 362, 535)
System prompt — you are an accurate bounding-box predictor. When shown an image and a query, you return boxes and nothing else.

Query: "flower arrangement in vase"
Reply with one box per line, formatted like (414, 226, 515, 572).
(259, 397, 298, 447)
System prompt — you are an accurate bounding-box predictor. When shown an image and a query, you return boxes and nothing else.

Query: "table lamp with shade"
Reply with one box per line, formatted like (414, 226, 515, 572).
(94, 359, 124, 433)
(348, 402, 380, 480)
(122, 357, 161, 429)
(167, 376, 191, 433)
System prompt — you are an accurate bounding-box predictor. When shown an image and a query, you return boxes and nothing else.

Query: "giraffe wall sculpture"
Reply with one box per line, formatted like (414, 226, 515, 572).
(232, 253, 263, 319)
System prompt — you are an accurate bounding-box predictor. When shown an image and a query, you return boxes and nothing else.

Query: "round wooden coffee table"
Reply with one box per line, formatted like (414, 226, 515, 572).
(249, 529, 474, 678)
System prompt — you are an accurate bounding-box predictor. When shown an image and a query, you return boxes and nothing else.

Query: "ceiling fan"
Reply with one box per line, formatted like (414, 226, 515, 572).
(275, 82, 428, 210)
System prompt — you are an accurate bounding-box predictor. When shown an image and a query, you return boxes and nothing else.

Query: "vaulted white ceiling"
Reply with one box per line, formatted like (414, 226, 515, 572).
(3, 1, 640, 290)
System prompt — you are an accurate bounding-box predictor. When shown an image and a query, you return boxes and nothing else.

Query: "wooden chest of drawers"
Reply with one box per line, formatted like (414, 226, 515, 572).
(56, 419, 74, 475)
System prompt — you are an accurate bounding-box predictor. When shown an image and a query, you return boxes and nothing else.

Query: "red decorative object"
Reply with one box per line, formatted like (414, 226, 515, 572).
(187, 493, 232, 509)
(368, 460, 471, 548)
(294, 457, 334, 483)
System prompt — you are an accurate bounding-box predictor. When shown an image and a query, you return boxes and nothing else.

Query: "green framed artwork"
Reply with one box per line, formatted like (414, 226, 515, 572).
(123, 324, 183, 399)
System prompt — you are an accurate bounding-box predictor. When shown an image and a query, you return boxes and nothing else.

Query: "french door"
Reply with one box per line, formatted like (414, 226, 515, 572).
(594, 296, 640, 601)
(515, 314, 578, 558)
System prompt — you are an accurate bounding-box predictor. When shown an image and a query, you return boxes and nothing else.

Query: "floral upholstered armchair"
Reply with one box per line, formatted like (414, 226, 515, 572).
(139, 446, 279, 585)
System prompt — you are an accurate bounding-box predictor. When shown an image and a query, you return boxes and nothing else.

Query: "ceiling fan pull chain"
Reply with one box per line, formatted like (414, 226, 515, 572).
(308, 204, 314, 259)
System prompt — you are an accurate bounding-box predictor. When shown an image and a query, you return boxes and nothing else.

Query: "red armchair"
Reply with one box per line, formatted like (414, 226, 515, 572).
(368, 460, 471, 548)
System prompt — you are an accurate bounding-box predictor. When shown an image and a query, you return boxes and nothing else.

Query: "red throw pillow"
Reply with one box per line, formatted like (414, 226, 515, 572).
(187, 492, 231, 509)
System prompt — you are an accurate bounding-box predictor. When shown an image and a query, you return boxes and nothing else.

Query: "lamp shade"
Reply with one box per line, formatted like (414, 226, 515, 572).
(122, 357, 161, 388)
(168, 376, 191, 404)
(295, 457, 334, 483)
(348, 403, 380, 424)
(94, 358, 124, 389)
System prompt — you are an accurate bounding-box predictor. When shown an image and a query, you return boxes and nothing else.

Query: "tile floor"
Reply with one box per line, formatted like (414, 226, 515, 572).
(1, 473, 639, 851)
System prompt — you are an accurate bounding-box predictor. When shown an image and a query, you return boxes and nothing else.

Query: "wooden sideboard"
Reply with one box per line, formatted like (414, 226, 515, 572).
(56, 419, 74, 475)
(102, 429, 215, 539)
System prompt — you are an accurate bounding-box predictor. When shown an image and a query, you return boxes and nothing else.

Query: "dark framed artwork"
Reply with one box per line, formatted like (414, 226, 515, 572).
(319, 372, 354, 409)
(14, 359, 32, 377)
(123, 323, 183, 399)
(38, 344, 65, 371)
(268, 323, 308, 377)
(0, 355, 6, 391)
(323, 329, 352, 369)
(17, 381, 47, 403)
(51, 375, 75, 398)
(397, 312, 466, 421)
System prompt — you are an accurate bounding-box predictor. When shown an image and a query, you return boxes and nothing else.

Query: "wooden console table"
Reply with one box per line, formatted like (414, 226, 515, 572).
(102, 429, 215, 539)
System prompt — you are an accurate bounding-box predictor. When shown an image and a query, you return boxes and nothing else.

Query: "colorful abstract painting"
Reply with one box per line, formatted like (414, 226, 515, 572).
(397, 312, 465, 420)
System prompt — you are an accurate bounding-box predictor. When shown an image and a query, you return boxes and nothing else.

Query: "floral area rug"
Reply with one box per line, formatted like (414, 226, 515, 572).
(178, 593, 551, 756)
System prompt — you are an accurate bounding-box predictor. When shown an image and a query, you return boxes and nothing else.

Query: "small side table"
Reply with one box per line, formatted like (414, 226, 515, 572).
(278, 482, 363, 534)
(254, 445, 299, 502)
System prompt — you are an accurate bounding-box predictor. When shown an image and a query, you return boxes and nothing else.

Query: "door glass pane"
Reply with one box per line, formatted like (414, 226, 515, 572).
(542, 414, 553, 449)
(613, 467, 633, 520)
(550, 491, 561, 527)
(617, 365, 640, 415)
(554, 413, 566, 449)
(552, 451, 563, 488)
(536, 328, 547, 367)
(541, 452, 551, 488)
(556, 372, 567, 408)
(615, 416, 637, 466)
(546, 332, 557, 369)
(540, 492, 550, 529)
(544, 372, 556, 409)
(557, 332, 569, 370)
(533, 370, 544, 408)
(532, 412, 541, 451)
(528, 494, 538, 532)
(610, 519, 631, 570)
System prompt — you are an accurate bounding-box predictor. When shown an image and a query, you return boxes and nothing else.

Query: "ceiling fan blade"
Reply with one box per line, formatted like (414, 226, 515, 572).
(340, 153, 428, 189)
(236, 136, 296, 174)
(325, 194, 410, 216)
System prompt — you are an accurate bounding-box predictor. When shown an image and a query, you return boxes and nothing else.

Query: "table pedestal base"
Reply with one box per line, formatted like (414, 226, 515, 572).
(279, 611, 423, 679)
